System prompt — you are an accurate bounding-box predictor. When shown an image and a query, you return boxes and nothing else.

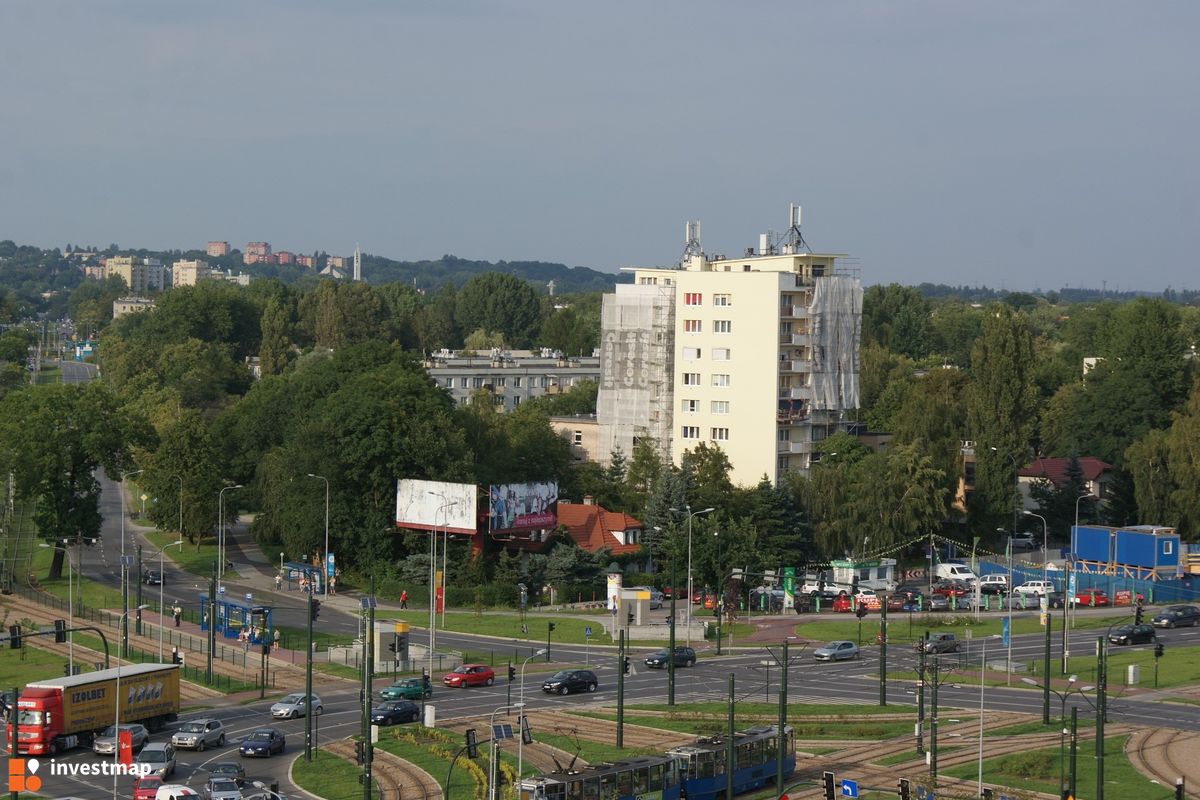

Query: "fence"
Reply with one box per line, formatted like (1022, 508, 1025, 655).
(977, 558, 1200, 605)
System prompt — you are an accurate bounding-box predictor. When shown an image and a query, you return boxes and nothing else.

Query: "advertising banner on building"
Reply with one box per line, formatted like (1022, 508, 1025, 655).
(488, 482, 558, 534)
(395, 479, 477, 534)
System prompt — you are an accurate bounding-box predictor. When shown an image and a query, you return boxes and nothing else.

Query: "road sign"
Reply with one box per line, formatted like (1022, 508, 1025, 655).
(120, 555, 134, 567)
(1001, 617, 1010, 647)
(584, 626, 592, 637)
(840, 779, 858, 798)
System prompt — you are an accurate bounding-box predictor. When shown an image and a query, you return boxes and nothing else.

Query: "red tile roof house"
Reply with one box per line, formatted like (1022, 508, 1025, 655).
(495, 497, 644, 557)
(1018, 456, 1113, 506)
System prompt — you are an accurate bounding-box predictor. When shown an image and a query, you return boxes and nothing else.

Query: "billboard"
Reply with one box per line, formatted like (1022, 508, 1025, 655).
(395, 479, 477, 534)
(488, 481, 558, 534)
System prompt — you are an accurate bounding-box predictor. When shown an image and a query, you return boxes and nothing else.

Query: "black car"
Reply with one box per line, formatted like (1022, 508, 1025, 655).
(208, 762, 246, 787)
(1153, 605, 1200, 629)
(143, 569, 163, 586)
(644, 647, 696, 669)
(1108, 624, 1156, 646)
(239, 727, 285, 757)
(370, 700, 421, 726)
(1046, 592, 1066, 609)
(542, 669, 599, 695)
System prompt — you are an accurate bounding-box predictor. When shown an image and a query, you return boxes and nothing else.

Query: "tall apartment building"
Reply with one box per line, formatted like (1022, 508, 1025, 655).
(244, 242, 272, 265)
(172, 259, 211, 287)
(296, 254, 316, 269)
(597, 210, 862, 486)
(275, 251, 295, 266)
(105, 256, 166, 294)
(206, 241, 231, 257)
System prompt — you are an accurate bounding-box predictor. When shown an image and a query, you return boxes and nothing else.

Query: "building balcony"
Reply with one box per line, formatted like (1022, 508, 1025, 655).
(789, 441, 815, 454)
(779, 386, 810, 400)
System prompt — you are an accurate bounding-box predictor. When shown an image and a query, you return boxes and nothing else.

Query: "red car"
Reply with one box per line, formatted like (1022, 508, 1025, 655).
(443, 664, 496, 688)
(832, 594, 853, 613)
(931, 580, 970, 598)
(133, 776, 163, 800)
(1074, 589, 1111, 607)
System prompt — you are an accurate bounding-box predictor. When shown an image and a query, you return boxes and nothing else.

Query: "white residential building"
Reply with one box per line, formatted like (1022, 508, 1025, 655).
(597, 211, 862, 486)
(172, 259, 212, 287)
(105, 256, 166, 294)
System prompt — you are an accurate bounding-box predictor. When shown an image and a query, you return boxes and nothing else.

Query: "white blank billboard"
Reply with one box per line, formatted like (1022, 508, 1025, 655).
(395, 479, 477, 534)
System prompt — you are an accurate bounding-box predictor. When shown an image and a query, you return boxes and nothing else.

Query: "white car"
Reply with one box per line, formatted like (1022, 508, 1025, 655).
(270, 693, 322, 719)
(1013, 580, 1055, 596)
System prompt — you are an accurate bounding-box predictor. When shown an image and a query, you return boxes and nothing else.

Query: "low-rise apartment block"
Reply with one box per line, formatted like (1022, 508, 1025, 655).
(425, 349, 599, 412)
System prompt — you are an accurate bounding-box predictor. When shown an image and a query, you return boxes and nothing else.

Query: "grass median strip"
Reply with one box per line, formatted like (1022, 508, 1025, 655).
(579, 711, 918, 740)
(291, 749, 365, 799)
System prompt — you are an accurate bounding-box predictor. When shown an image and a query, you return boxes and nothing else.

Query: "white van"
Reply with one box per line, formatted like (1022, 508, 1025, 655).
(934, 563, 978, 584)
(155, 786, 199, 800)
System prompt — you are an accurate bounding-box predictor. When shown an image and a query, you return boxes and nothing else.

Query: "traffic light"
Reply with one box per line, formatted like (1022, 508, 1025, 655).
(520, 714, 533, 745)
(354, 741, 365, 765)
(465, 728, 479, 759)
(898, 778, 911, 800)
(855, 603, 867, 619)
(1135, 606, 1144, 625)
(623, 656, 631, 675)
(548, 622, 556, 633)
(63, 663, 71, 677)
(310, 598, 321, 621)
(508, 663, 516, 682)
(822, 771, 835, 800)
(1156, 642, 1165, 658)
(8, 625, 20, 649)
(388, 640, 397, 653)
(54, 619, 67, 643)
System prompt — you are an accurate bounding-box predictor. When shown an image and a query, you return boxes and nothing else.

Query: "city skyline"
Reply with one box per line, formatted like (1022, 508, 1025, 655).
(2, 2, 1196, 292)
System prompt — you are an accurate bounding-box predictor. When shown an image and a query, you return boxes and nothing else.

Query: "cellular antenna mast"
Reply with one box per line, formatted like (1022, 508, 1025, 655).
(680, 220, 704, 265)
(780, 203, 810, 254)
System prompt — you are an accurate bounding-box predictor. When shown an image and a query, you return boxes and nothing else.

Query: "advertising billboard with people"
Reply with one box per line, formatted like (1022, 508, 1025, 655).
(488, 482, 558, 534)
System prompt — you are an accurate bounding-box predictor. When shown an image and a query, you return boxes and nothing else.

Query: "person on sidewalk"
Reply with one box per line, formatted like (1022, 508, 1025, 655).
(274, 574, 282, 591)
(329, 575, 337, 596)
(172, 603, 182, 627)
(400, 589, 408, 609)
(273, 629, 280, 652)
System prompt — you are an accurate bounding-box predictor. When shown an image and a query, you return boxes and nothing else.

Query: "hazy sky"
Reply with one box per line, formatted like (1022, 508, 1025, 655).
(3, 2, 1197, 290)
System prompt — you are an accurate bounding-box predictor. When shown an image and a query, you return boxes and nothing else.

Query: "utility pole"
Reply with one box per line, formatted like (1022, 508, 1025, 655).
(916, 635, 926, 754)
(135, 544, 143, 635)
(305, 592, 314, 762)
(930, 661, 939, 778)
(1069, 706, 1078, 800)
(362, 585, 376, 800)
(616, 630, 625, 749)
(879, 598, 888, 706)
(206, 561, 216, 684)
(1043, 613, 1052, 724)
(1096, 636, 1107, 800)
(668, 559, 677, 706)
(776, 640, 788, 795)
(725, 673, 735, 800)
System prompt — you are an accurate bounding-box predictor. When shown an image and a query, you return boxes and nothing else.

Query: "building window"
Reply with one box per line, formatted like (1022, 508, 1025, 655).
(495, 377, 506, 387)
(681, 426, 700, 440)
(444, 378, 453, 388)
(778, 455, 789, 471)
(683, 372, 701, 386)
(472, 377, 484, 388)
(778, 428, 790, 441)
(459, 377, 468, 388)
(574, 430, 583, 445)
(493, 395, 504, 406)
(684, 319, 702, 333)
(712, 348, 731, 361)
(513, 377, 522, 387)
(711, 400, 729, 415)
(683, 347, 701, 360)
(512, 396, 521, 406)
(713, 320, 732, 334)
(639, 276, 658, 285)
(711, 373, 730, 387)
(714, 293, 731, 307)
(711, 427, 729, 441)
(682, 399, 698, 413)
(1164, 541, 1174, 555)
(684, 292, 703, 306)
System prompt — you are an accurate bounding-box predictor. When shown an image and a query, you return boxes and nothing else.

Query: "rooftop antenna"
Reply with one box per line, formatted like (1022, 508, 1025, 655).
(680, 220, 704, 266)
(780, 203, 811, 254)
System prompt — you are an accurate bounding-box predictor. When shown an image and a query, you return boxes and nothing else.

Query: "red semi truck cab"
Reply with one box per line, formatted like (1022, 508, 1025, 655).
(11, 663, 180, 756)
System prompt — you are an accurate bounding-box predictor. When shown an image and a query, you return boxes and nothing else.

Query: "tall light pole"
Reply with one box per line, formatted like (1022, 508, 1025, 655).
(516, 648, 548, 779)
(39, 542, 76, 670)
(217, 484, 244, 590)
(670, 505, 714, 647)
(120, 469, 144, 660)
(1071, 494, 1095, 631)
(489, 703, 525, 800)
(305, 474, 330, 596)
(154, 540, 183, 660)
(114, 604, 149, 800)
(976, 634, 1001, 796)
(1024, 510, 1049, 583)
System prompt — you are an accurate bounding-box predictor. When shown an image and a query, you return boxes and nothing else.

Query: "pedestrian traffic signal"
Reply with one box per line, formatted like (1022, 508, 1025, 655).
(1135, 606, 1144, 625)
(508, 663, 516, 682)
(822, 771, 835, 800)
(354, 741, 366, 765)
(465, 728, 479, 759)
(898, 778, 911, 800)
(310, 598, 321, 621)
(623, 656, 631, 674)
(1156, 642, 1165, 658)
(8, 625, 20, 649)
(54, 619, 67, 643)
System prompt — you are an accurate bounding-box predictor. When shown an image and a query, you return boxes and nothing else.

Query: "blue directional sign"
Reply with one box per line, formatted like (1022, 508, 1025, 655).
(584, 626, 593, 637)
(1001, 617, 1010, 647)
(840, 779, 858, 798)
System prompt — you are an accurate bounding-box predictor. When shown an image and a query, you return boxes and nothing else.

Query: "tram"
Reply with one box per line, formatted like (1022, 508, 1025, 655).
(516, 725, 794, 800)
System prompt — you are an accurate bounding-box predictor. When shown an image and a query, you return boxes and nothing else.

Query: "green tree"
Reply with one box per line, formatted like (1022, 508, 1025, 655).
(455, 273, 543, 348)
(258, 296, 293, 377)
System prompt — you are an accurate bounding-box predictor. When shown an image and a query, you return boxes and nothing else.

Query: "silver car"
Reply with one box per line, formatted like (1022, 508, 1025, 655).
(203, 777, 242, 800)
(93, 723, 149, 755)
(171, 718, 226, 751)
(270, 693, 322, 719)
(813, 641, 860, 662)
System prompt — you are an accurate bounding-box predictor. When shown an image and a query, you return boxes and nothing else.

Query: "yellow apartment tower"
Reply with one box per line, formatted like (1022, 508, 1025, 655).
(597, 207, 862, 487)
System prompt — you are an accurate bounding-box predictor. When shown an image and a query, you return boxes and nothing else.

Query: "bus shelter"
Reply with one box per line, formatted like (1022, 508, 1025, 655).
(281, 561, 324, 593)
(198, 592, 274, 643)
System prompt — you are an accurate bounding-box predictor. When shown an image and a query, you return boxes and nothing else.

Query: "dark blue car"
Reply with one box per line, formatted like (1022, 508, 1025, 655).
(239, 727, 285, 757)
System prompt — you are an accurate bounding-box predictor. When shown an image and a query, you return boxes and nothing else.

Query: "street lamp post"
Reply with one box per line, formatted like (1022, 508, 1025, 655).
(154, 540, 183, 660)
(516, 648, 548, 779)
(114, 604, 149, 800)
(670, 506, 714, 648)
(1024, 510, 1050, 583)
(120, 469, 144, 659)
(217, 484, 244, 590)
(38, 543, 76, 670)
(976, 634, 1001, 796)
(489, 703, 525, 800)
(1071, 494, 1096, 632)
(306, 474, 330, 596)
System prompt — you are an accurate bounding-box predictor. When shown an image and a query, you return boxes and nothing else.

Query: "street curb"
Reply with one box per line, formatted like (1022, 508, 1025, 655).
(287, 752, 330, 800)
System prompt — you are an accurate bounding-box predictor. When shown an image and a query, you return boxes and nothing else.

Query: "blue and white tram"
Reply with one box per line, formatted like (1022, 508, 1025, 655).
(517, 755, 683, 800)
(669, 725, 795, 800)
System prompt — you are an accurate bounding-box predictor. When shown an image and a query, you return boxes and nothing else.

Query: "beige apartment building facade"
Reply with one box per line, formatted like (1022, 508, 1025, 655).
(598, 220, 861, 487)
(172, 259, 212, 287)
(105, 256, 166, 294)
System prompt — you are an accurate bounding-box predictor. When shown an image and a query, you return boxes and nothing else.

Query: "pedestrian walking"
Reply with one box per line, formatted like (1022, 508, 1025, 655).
(273, 629, 280, 652)
(172, 603, 182, 627)
(274, 574, 282, 591)
(400, 589, 408, 609)
(329, 575, 337, 596)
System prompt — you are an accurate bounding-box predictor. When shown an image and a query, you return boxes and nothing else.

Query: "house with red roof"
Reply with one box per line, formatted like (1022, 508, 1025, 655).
(1018, 456, 1113, 505)
(484, 496, 644, 558)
